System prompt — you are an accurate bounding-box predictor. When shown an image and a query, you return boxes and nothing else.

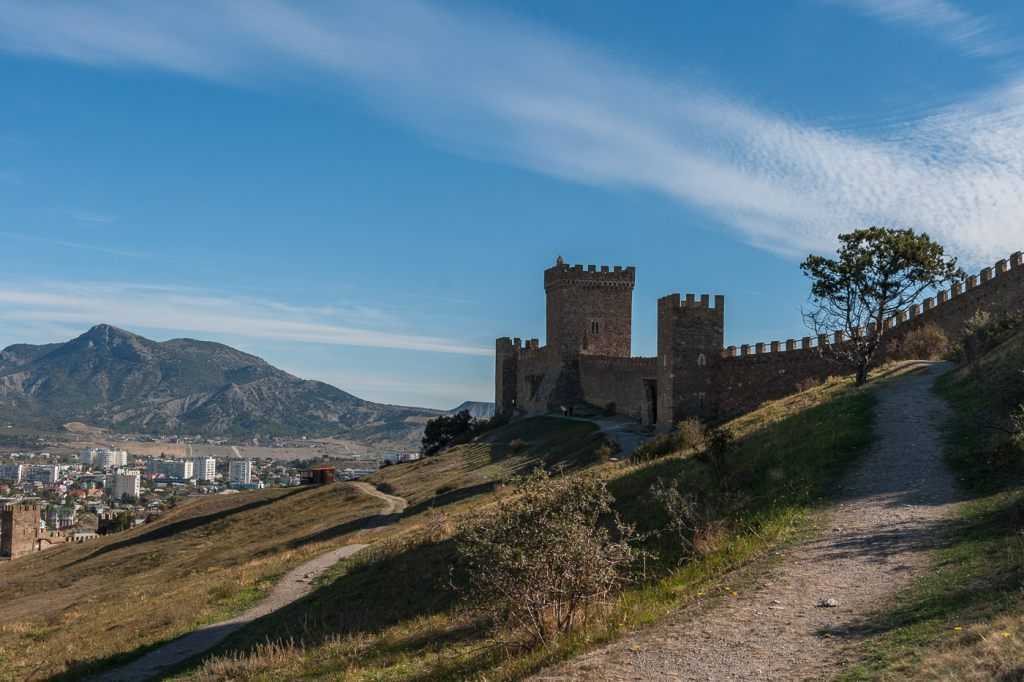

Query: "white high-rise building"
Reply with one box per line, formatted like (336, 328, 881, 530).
(0, 463, 24, 482)
(145, 459, 194, 479)
(228, 459, 252, 484)
(192, 457, 217, 482)
(110, 470, 141, 501)
(98, 449, 129, 469)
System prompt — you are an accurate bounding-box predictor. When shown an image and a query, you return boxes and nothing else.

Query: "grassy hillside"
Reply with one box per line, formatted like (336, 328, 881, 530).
(0, 483, 387, 681)
(367, 416, 606, 512)
(174, 371, 885, 681)
(839, 329, 1024, 680)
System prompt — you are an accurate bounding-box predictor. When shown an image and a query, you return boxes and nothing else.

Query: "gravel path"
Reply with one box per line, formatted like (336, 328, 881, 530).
(94, 482, 407, 682)
(536, 361, 960, 681)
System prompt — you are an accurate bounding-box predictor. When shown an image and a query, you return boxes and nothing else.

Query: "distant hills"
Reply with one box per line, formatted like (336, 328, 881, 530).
(449, 401, 496, 419)
(0, 324, 448, 445)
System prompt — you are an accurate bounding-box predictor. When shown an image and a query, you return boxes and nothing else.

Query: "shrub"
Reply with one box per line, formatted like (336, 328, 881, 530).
(898, 323, 950, 360)
(604, 402, 617, 417)
(456, 471, 643, 646)
(629, 432, 678, 462)
(649, 478, 713, 562)
(795, 376, 823, 393)
(508, 438, 528, 453)
(595, 441, 617, 464)
(421, 410, 474, 456)
(676, 418, 705, 452)
(695, 427, 734, 487)
(376, 482, 397, 496)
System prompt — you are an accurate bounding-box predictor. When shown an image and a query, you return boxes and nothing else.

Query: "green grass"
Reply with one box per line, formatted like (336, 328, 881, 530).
(175, 372, 881, 681)
(836, 331, 1024, 681)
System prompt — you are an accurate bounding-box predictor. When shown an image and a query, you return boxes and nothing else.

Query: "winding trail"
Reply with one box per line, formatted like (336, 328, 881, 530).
(95, 482, 407, 682)
(537, 361, 961, 681)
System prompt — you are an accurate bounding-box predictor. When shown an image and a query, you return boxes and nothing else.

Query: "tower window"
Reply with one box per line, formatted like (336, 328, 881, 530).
(591, 320, 600, 334)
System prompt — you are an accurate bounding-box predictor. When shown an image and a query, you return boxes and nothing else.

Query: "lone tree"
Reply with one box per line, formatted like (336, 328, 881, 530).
(801, 227, 960, 386)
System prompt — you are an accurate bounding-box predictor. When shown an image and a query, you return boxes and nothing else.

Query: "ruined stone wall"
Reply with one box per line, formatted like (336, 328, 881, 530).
(579, 355, 658, 422)
(545, 262, 635, 358)
(0, 502, 40, 559)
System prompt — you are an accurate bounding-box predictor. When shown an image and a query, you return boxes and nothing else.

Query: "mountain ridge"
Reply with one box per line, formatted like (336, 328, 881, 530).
(0, 324, 443, 445)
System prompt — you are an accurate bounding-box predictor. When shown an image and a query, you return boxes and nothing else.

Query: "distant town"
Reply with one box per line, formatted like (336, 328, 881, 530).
(0, 442, 421, 559)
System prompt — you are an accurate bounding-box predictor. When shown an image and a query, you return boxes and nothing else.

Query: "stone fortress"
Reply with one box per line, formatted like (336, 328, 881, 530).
(496, 252, 1024, 430)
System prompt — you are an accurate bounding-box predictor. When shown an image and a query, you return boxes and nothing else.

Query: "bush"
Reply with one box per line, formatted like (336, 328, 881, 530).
(629, 432, 678, 462)
(456, 471, 643, 646)
(898, 323, 950, 360)
(421, 410, 474, 456)
(604, 402, 617, 417)
(594, 441, 618, 464)
(676, 418, 705, 452)
(508, 438, 528, 453)
(695, 427, 734, 487)
(649, 478, 712, 562)
(376, 482, 397, 496)
(795, 376, 823, 393)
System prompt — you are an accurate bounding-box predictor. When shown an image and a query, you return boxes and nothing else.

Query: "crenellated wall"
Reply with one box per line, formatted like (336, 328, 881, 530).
(498, 251, 1024, 428)
(715, 251, 1024, 417)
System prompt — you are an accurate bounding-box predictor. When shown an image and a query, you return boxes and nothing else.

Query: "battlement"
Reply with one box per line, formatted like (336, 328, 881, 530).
(495, 337, 542, 353)
(544, 258, 636, 290)
(659, 293, 725, 312)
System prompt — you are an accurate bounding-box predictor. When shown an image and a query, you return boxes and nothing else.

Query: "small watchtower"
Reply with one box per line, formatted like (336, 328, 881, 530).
(656, 293, 726, 429)
(544, 257, 635, 359)
(0, 501, 41, 559)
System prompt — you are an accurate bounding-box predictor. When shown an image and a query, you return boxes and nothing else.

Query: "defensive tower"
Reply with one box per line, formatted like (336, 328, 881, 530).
(656, 293, 725, 430)
(0, 501, 41, 559)
(544, 257, 635, 359)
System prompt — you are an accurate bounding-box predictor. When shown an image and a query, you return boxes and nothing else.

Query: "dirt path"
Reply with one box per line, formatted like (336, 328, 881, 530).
(94, 482, 407, 682)
(537, 361, 960, 681)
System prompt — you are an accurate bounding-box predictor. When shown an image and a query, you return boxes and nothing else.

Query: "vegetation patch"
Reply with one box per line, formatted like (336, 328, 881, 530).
(178, 373, 878, 681)
(837, 325, 1024, 681)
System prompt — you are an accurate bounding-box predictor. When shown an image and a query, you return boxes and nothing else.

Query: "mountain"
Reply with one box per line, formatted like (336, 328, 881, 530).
(0, 324, 441, 444)
(449, 401, 495, 419)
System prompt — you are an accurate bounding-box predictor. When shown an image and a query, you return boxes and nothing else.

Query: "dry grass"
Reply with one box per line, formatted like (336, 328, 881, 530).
(174, 371, 885, 681)
(0, 482, 385, 681)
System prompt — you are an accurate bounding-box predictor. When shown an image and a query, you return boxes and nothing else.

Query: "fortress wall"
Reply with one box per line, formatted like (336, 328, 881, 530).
(515, 344, 565, 414)
(882, 252, 1024, 349)
(579, 355, 657, 419)
(717, 252, 1024, 417)
(717, 346, 837, 417)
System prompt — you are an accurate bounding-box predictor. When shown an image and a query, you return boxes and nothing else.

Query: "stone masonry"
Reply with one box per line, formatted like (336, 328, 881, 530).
(496, 252, 1024, 430)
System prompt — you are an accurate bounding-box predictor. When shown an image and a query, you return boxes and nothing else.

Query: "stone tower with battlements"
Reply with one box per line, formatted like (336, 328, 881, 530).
(545, 257, 635, 359)
(0, 501, 41, 559)
(656, 293, 725, 430)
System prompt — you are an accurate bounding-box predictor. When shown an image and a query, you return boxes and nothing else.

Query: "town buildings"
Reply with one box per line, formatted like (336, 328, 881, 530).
(109, 469, 141, 501)
(228, 459, 252, 485)
(192, 456, 216, 482)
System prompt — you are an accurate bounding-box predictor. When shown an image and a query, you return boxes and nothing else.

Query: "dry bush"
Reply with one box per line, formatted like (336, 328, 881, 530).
(676, 417, 705, 452)
(649, 478, 713, 561)
(456, 471, 644, 646)
(508, 438, 528, 453)
(795, 376, 822, 393)
(695, 427, 735, 487)
(898, 323, 950, 360)
(595, 442, 617, 464)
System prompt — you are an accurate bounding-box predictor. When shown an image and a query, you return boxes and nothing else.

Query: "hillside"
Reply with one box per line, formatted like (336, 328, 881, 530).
(0, 324, 439, 443)
(837, 324, 1024, 680)
(0, 482, 388, 681)
(449, 401, 496, 419)
(165, 370, 881, 680)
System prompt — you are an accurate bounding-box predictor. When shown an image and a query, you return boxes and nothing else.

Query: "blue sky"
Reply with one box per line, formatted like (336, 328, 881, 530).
(2, 0, 1023, 409)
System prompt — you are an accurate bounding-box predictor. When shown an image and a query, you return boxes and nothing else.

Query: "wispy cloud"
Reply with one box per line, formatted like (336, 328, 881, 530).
(69, 210, 115, 224)
(0, 280, 491, 356)
(0, 1, 1022, 265)
(0, 230, 145, 258)
(827, 0, 1013, 58)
